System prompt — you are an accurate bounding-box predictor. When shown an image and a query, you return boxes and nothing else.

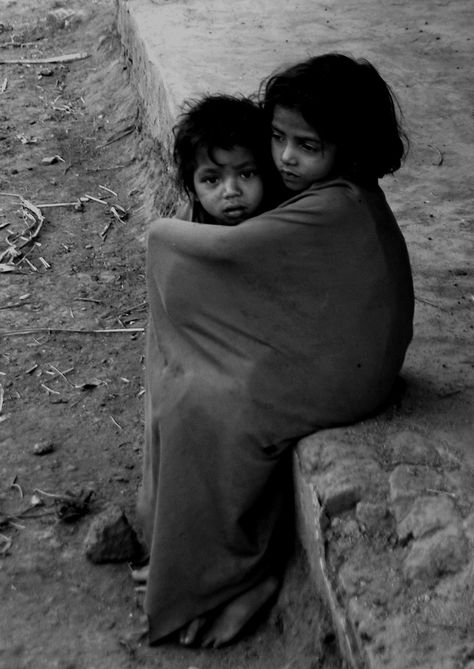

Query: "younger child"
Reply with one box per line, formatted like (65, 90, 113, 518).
(172, 94, 281, 225)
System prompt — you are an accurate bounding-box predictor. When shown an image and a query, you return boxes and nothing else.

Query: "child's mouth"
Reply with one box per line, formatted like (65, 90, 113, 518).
(281, 169, 299, 180)
(223, 206, 245, 218)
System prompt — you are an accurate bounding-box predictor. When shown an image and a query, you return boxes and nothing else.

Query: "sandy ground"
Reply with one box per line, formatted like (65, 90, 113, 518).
(0, 0, 472, 668)
(0, 2, 339, 668)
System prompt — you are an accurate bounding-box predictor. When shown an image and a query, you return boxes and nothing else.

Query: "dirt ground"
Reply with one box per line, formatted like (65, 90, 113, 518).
(0, 2, 340, 668)
(0, 1, 473, 669)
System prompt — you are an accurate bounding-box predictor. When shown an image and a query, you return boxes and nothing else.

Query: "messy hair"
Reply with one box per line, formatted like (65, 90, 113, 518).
(261, 53, 408, 181)
(173, 94, 277, 196)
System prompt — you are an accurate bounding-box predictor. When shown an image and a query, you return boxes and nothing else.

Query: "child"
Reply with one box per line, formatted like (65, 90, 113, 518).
(172, 94, 282, 225)
(261, 52, 407, 191)
(138, 53, 413, 650)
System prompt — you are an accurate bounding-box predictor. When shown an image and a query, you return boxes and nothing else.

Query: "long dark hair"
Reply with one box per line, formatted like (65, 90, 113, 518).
(261, 53, 408, 181)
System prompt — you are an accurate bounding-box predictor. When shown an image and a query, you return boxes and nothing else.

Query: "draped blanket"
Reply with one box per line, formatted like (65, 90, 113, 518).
(138, 178, 414, 643)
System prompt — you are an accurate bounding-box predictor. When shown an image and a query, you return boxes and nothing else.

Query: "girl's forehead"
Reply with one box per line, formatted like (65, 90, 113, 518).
(195, 145, 257, 168)
(272, 106, 320, 139)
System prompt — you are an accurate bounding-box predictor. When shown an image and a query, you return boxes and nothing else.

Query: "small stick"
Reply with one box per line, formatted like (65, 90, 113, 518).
(84, 193, 108, 205)
(0, 534, 12, 555)
(38, 257, 50, 269)
(121, 301, 147, 314)
(22, 257, 38, 272)
(426, 488, 457, 498)
(40, 383, 60, 395)
(110, 416, 123, 430)
(98, 185, 118, 197)
(110, 206, 125, 223)
(33, 487, 64, 499)
(33, 488, 84, 504)
(0, 191, 21, 198)
(1, 77, 7, 93)
(0, 52, 90, 65)
(0, 300, 32, 309)
(0, 384, 3, 413)
(0, 40, 40, 49)
(35, 202, 79, 208)
(415, 296, 450, 313)
(10, 476, 23, 499)
(48, 364, 75, 387)
(100, 219, 113, 240)
(0, 326, 144, 337)
(73, 297, 102, 304)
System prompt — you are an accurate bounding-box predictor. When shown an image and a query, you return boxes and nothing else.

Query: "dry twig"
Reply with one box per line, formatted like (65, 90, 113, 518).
(415, 296, 450, 313)
(0, 52, 89, 65)
(0, 326, 144, 337)
(41, 383, 60, 395)
(98, 184, 118, 197)
(0, 40, 39, 49)
(0, 533, 12, 555)
(10, 476, 23, 499)
(110, 416, 123, 430)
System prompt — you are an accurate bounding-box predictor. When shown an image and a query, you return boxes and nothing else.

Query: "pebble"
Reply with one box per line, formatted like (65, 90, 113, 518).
(32, 441, 54, 456)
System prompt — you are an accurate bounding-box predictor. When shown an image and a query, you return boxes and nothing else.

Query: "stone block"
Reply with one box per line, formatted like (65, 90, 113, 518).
(297, 428, 359, 476)
(356, 501, 392, 536)
(387, 429, 443, 467)
(84, 504, 143, 563)
(389, 464, 445, 521)
(403, 526, 468, 584)
(313, 460, 384, 517)
(348, 597, 383, 642)
(397, 495, 460, 542)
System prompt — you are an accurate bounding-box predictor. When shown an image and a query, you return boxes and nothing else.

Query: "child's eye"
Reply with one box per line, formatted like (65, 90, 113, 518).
(301, 142, 321, 153)
(240, 169, 258, 180)
(203, 176, 219, 185)
(271, 131, 284, 142)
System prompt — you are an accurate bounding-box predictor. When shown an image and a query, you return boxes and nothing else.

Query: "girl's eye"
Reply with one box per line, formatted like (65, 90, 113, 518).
(240, 169, 258, 180)
(271, 131, 284, 142)
(203, 176, 219, 185)
(301, 143, 320, 153)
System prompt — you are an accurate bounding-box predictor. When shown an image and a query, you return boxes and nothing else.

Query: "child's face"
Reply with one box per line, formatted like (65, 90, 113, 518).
(193, 146, 264, 225)
(271, 106, 337, 192)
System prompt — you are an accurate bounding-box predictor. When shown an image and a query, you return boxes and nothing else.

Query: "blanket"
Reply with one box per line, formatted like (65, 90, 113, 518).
(138, 178, 414, 643)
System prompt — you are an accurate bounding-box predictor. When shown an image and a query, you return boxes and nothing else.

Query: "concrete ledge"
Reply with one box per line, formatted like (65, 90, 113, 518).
(295, 416, 474, 669)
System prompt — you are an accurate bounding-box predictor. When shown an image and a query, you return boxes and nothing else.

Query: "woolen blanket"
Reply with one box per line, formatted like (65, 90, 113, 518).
(138, 178, 414, 643)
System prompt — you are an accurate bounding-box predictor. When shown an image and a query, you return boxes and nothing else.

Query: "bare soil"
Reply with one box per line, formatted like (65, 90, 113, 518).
(0, 2, 340, 668)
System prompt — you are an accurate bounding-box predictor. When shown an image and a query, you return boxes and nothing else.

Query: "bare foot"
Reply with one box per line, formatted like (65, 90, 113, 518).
(179, 617, 207, 646)
(131, 565, 149, 584)
(200, 576, 279, 649)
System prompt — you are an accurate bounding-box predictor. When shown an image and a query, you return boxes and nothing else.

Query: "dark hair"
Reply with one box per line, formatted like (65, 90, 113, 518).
(261, 53, 408, 181)
(173, 94, 278, 196)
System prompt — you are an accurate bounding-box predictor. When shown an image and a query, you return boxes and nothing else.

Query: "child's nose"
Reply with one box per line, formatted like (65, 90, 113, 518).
(281, 143, 297, 165)
(223, 177, 241, 197)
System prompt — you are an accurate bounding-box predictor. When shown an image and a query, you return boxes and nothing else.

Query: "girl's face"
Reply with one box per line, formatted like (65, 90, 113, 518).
(271, 106, 337, 192)
(193, 145, 264, 225)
